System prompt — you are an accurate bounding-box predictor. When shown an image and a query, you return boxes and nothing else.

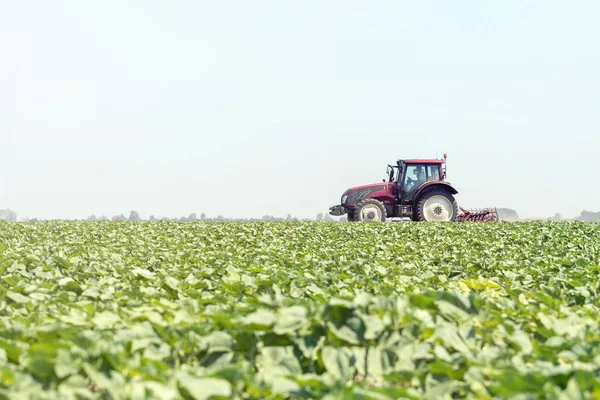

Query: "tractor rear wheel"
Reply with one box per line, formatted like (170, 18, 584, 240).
(356, 199, 387, 222)
(415, 189, 458, 222)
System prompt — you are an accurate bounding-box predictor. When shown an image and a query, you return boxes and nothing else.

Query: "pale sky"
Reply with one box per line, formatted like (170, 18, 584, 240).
(1, 1, 599, 220)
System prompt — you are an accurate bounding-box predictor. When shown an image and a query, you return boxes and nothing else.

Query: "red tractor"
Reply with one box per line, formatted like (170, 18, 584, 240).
(329, 155, 498, 222)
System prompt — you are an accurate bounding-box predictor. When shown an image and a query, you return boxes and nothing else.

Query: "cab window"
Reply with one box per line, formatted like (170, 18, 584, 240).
(427, 165, 440, 181)
(404, 165, 426, 192)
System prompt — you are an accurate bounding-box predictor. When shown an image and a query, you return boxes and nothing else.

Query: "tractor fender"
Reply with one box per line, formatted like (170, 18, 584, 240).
(414, 182, 458, 201)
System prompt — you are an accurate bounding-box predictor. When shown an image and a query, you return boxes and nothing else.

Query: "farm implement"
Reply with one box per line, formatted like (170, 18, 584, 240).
(329, 155, 500, 222)
(457, 207, 500, 222)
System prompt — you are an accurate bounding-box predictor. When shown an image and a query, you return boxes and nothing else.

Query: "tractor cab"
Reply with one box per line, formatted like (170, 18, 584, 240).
(395, 159, 446, 204)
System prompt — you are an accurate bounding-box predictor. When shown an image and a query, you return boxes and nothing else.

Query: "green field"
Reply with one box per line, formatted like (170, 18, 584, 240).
(0, 221, 599, 399)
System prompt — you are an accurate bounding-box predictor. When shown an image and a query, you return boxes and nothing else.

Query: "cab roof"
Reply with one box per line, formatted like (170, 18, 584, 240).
(402, 159, 444, 164)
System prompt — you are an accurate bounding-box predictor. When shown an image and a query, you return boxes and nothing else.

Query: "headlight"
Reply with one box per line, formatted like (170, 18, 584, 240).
(341, 195, 348, 204)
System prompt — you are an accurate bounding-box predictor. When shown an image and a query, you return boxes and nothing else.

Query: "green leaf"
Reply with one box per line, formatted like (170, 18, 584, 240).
(142, 381, 179, 400)
(258, 346, 302, 376)
(0, 366, 17, 387)
(491, 369, 548, 397)
(27, 357, 55, 382)
(321, 346, 355, 381)
(362, 314, 386, 341)
(132, 268, 156, 279)
(203, 332, 234, 352)
(60, 308, 89, 326)
(274, 306, 308, 334)
(433, 323, 471, 355)
(81, 286, 101, 299)
(268, 376, 301, 395)
(143, 343, 171, 360)
(508, 330, 532, 355)
(327, 315, 365, 345)
(243, 309, 276, 329)
(164, 276, 180, 291)
(92, 311, 121, 328)
(177, 374, 232, 400)
(83, 364, 125, 400)
(54, 349, 78, 379)
(0, 339, 22, 364)
(6, 292, 30, 304)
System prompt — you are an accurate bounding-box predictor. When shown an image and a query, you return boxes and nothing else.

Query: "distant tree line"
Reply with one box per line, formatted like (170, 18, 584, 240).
(9, 207, 600, 223)
(462, 208, 600, 222)
(0, 209, 17, 222)
(575, 211, 600, 222)
(82, 211, 342, 223)
(484, 208, 600, 222)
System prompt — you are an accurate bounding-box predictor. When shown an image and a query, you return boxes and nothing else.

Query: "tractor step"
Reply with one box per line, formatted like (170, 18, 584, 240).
(456, 207, 500, 222)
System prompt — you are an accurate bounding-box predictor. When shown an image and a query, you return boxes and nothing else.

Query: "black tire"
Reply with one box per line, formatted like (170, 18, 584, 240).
(415, 188, 458, 222)
(347, 210, 358, 222)
(356, 199, 387, 222)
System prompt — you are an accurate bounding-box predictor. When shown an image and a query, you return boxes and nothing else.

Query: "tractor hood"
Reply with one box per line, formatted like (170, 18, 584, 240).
(342, 182, 393, 206)
(344, 182, 392, 193)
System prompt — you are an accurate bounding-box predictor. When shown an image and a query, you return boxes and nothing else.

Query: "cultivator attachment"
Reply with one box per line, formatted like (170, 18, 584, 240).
(456, 207, 500, 222)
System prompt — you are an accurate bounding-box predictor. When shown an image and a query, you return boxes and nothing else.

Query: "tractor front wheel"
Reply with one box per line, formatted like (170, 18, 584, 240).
(415, 189, 458, 222)
(356, 199, 387, 222)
